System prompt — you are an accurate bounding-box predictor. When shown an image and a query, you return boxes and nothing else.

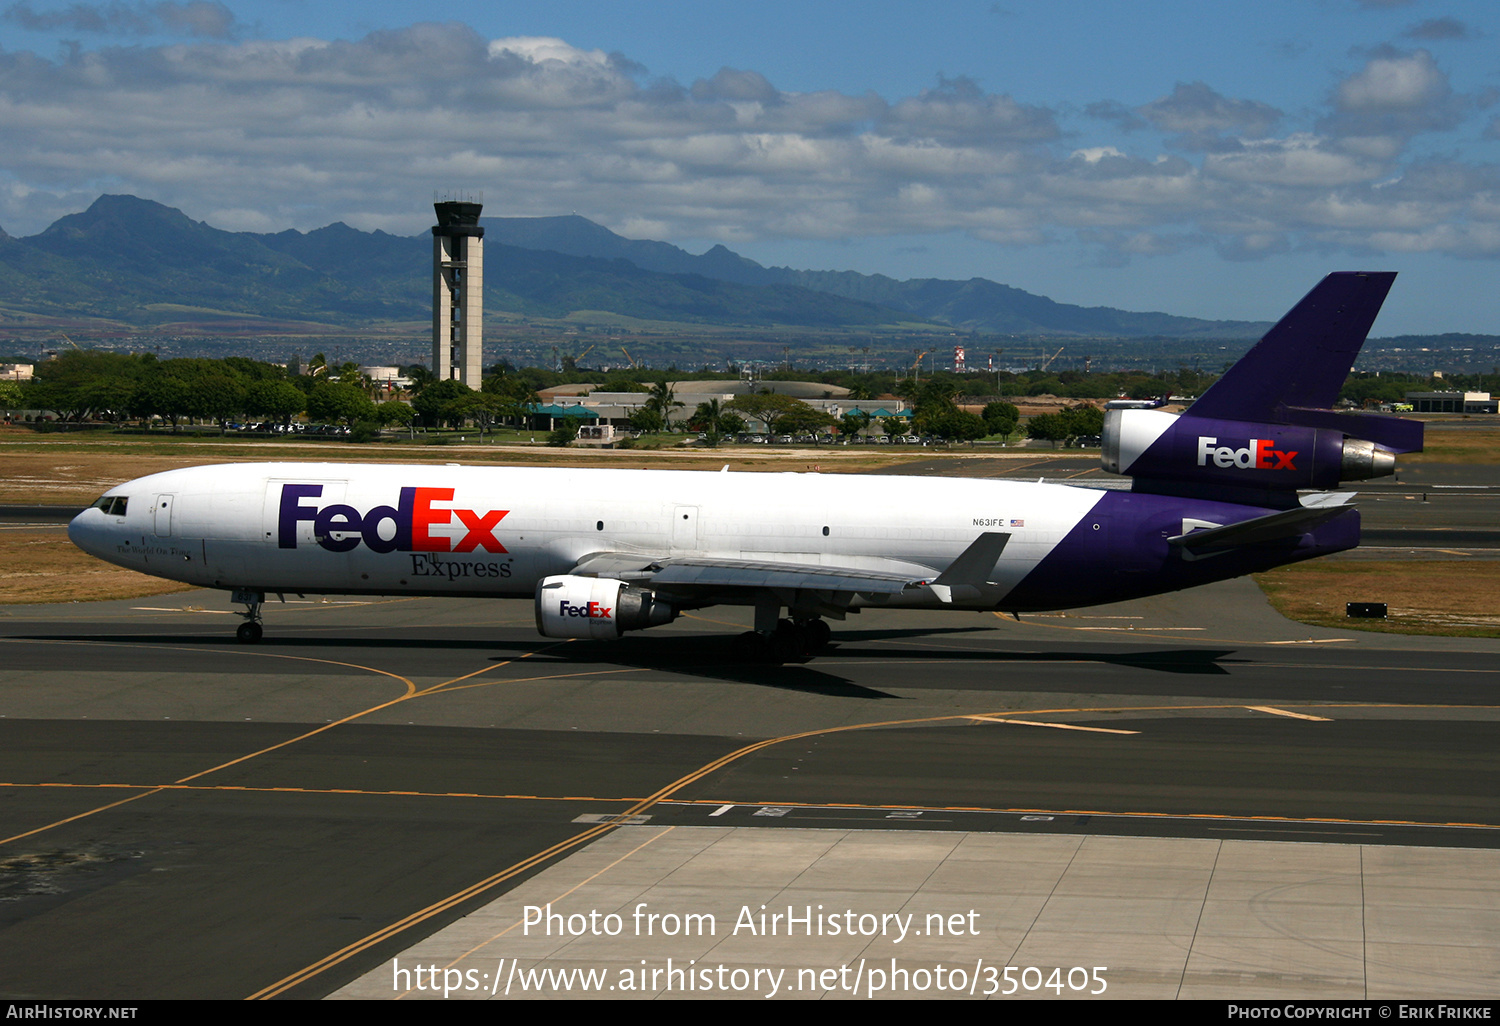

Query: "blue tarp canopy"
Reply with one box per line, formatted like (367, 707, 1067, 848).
(530, 403, 594, 418)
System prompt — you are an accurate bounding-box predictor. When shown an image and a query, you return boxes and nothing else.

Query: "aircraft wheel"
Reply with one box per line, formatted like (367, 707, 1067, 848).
(236, 621, 263, 644)
(772, 621, 809, 662)
(733, 631, 775, 663)
(804, 619, 832, 651)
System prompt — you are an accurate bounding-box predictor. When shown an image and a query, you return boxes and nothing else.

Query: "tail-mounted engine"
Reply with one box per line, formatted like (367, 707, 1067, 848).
(535, 575, 677, 639)
(1102, 408, 1410, 493)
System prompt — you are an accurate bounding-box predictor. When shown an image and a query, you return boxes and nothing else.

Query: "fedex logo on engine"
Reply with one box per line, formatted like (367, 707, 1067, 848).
(277, 484, 508, 553)
(1196, 436, 1298, 471)
(558, 600, 612, 619)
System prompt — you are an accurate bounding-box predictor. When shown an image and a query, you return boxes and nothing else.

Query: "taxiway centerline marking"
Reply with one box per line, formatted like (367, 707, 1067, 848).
(1247, 705, 1333, 721)
(968, 715, 1140, 734)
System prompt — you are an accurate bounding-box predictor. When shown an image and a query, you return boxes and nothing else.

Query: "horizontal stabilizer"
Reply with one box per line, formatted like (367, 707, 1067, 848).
(1280, 406, 1423, 454)
(1168, 498, 1354, 558)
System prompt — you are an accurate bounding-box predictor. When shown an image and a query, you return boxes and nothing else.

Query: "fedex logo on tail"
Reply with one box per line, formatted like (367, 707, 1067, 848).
(1196, 436, 1298, 471)
(278, 484, 508, 553)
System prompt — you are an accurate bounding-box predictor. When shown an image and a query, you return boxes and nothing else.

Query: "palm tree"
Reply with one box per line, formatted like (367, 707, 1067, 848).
(644, 379, 682, 431)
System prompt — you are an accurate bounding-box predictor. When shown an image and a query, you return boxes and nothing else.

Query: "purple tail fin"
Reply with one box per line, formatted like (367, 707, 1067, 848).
(1103, 271, 1423, 508)
(1188, 271, 1419, 453)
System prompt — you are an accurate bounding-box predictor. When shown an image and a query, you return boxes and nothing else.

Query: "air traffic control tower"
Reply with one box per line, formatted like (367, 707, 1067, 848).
(432, 197, 484, 385)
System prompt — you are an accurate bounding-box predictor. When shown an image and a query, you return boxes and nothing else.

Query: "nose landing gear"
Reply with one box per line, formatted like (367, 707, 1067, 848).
(231, 588, 264, 643)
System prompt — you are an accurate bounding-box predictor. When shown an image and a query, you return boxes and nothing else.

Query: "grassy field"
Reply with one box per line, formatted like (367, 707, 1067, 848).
(1399, 419, 1500, 463)
(0, 427, 1036, 504)
(0, 528, 195, 604)
(1253, 560, 1500, 638)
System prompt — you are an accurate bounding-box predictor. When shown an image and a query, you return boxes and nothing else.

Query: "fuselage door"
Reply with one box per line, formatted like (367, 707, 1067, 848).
(153, 494, 175, 537)
(671, 505, 701, 553)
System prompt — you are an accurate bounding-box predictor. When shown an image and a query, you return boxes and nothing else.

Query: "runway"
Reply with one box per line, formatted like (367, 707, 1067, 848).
(3, 577, 1500, 999)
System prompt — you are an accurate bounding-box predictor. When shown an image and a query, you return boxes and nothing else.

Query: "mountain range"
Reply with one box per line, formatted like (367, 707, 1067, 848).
(0, 195, 1270, 338)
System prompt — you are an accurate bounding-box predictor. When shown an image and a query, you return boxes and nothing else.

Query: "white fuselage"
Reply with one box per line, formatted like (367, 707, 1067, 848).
(68, 462, 1109, 609)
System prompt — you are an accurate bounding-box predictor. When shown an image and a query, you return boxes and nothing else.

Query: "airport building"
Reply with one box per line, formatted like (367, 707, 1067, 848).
(1404, 390, 1497, 413)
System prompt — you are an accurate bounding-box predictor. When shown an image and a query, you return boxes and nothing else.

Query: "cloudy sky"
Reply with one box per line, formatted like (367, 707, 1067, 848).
(2, 0, 1498, 334)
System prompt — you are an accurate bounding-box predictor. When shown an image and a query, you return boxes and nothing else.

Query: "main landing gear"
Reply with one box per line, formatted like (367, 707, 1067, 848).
(734, 617, 832, 664)
(231, 588, 264, 643)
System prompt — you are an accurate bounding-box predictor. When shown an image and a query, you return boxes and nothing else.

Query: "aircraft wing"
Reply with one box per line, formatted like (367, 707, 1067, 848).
(567, 532, 1012, 597)
(568, 551, 926, 594)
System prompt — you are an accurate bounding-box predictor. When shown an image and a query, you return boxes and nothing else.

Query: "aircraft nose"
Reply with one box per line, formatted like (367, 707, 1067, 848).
(68, 507, 113, 559)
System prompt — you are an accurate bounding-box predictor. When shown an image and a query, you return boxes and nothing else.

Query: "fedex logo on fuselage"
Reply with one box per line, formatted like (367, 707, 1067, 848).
(1196, 436, 1298, 471)
(277, 484, 508, 553)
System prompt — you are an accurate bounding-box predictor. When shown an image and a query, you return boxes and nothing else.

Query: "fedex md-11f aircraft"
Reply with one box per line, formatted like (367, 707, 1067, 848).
(70, 273, 1421, 660)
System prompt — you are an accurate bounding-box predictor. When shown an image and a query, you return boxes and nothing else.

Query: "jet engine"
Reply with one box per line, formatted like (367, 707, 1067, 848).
(534, 575, 677, 639)
(1101, 408, 1396, 491)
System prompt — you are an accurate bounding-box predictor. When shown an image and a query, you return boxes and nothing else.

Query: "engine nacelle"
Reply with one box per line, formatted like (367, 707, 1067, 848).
(534, 575, 677, 639)
(1102, 408, 1395, 491)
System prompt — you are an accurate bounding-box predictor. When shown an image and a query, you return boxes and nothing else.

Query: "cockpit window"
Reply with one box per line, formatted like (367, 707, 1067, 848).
(92, 496, 128, 516)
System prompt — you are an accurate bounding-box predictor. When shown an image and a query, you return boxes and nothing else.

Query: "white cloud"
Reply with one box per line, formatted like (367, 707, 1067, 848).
(487, 36, 613, 69)
(0, 22, 1493, 269)
(1205, 135, 1381, 188)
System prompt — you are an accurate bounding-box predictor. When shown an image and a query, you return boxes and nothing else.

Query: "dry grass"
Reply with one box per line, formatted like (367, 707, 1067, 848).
(1402, 421, 1500, 464)
(1254, 560, 1500, 638)
(0, 433, 1037, 505)
(0, 528, 195, 604)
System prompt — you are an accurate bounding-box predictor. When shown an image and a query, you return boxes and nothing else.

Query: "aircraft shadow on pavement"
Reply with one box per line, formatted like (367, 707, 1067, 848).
(21, 625, 1243, 689)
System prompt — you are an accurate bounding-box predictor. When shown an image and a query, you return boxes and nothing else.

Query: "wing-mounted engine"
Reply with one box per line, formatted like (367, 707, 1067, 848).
(534, 575, 677, 639)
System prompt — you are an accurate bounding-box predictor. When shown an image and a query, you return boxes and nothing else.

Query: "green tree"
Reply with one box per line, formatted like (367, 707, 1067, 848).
(26, 350, 145, 421)
(1026, 412, 1068, 446)
(411, 379, 474, 428)
(481, 374, 541, 426)
(244, 380, 306, 429)
(644, 379, 683, 431)
(838, 409, 871, 439)
(376, 400, 416, 439)
(928, 409, 988, 442)
(306, 380, 376, 427)
(728, 392, 807, 434)
(689, 398, 730, 446)
(1060, 404, 1104, 439)
(131, 372, 191, 431)
(627, 407, 665, 434)
(163, 359, 247, 434)
(769, 405, 836, 437)
(982, 401, 1019, 438)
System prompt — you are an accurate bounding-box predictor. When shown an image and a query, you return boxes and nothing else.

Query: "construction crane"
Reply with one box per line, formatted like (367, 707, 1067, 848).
(619, 346, 640, 369)
(1039, 346, 1065, 372)
(910, 349, 930, 383)
(554, 343, 597, 373)
(43, 332, 85, 359)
